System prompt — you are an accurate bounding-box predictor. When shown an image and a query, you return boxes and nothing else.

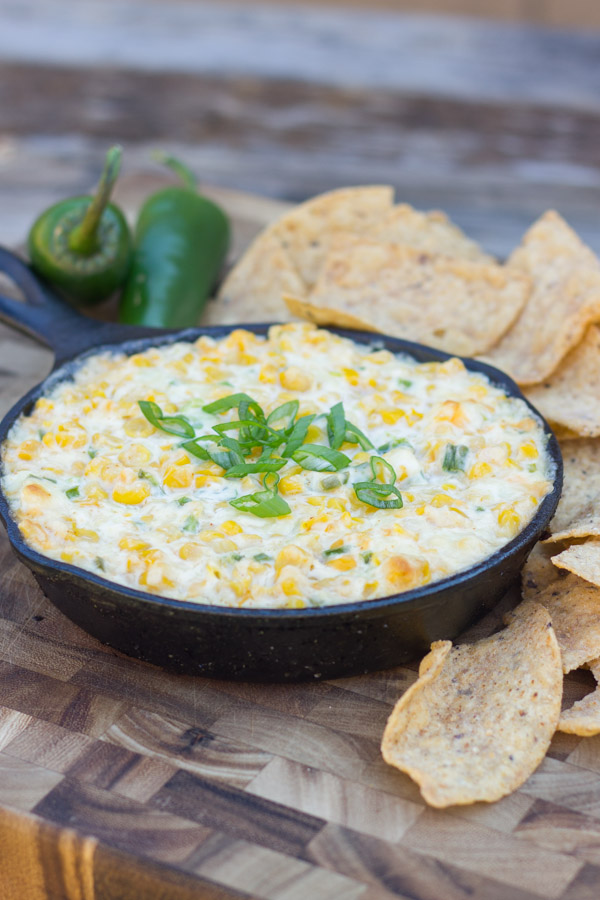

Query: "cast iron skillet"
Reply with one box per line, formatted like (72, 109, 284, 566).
(0, 247, 562, 681)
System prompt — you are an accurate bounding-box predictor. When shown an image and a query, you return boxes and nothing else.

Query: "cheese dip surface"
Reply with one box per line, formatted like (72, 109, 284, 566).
(1, 324, 553, 609)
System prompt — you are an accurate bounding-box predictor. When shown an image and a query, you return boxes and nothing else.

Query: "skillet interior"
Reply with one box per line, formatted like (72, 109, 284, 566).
(0, 247, 563, 680)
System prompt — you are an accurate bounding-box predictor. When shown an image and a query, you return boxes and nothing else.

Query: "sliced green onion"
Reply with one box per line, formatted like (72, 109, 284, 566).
(292, 443, 350, 472)
(327, 402, 346, 450)
(94, 556, 105, 571)
(323, 545, 349, 557)
(282, 414, 316, 458)
(267, 400, 299, 429)
(65, 486, 79, 500)
(320, 471, 350, 490)
(378, 438, 410, 453)
(138, 400, 195, 438)
(398, 378, 412, 389)
(370, 455, 396, 485)
(202, 393, 260, 416)
(177, 496, 191, 506)
(442, 443, 468, 472)
(361, 551, 373, 564)
(183, 514, 199, 533)
(229, 472, 291, 518)
(180, 438, 210, 461)
(225, 459, 287, 478)
(138, 469, 158, 486)
(230, 490, 291, 518)
(253, 552, 272, 562)
(344, 421, 374, 450)
(88, 447, 98, 459)
(354, 481, 403, 509)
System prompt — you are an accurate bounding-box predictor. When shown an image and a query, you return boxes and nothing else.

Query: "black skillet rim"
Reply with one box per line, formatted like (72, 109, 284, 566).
(0, 323, 563, 622)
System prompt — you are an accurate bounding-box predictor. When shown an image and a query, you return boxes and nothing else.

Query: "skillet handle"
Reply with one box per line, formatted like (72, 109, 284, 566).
(0, 247, 175, 366)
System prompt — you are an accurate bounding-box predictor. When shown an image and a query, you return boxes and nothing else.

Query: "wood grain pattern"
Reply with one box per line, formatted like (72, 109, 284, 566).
(3, 66, 600, 888)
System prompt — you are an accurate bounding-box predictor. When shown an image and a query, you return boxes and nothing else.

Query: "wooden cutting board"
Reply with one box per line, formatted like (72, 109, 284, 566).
(0, 183, 599, 900)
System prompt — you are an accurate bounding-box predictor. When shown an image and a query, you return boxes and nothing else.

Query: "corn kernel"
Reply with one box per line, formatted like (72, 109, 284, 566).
(380, 409, 404, 425)
(119, 536, 151, 552)
(118, 444, 151, 467)
(520, 442, 539, 459)
(221, 520, 243, 535)
(280, 367, 312, 392)
(279, 476, 304, 496)
(498, 509, 521, 533)
(85, 485, 109, 501)
(469, 461, 492, 479)
(275, 545, 309, 571)
(130, 354, 152, 367)
(430, 493, 454, 508)
(112, 483, 151, 505)
(17, 440, 40, 460)
(342, 367, 359, 386)
(163, 465, 193, 489)
(124, 418, 154, 438)
(327, 555, 356, 571)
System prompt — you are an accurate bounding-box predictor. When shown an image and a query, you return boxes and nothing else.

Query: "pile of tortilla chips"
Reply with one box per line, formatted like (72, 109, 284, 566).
(215, 186, 600, 807)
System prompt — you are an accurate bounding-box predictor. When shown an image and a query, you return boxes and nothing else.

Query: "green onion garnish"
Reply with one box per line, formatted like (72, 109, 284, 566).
(94, 556, 105, 571)
(377, 438, 409, 453)
(177, 496, 191, 506)
(183, 515, 199, 533)
(138, 400, 195, 438)
(281, 414, 315, 458)
(229, 473, 291, 518)
(354, 481, 403, 509)
(327, 402, 346, 450)
(88, 447, 98, 458)
(398, 379, 412, 389)
(230, 490, 291, 518)
(442, 444, 468, 472)
(362, 551, 373, 564)
(65, 486, 79, 500)
(292, 444, 350, 472)
(225, 459, 287, 478)
(202, 393, 260, 416)
(253, 552, 272, 562)
(323, 545, 349, 557)
(181, 438, 210, 461)
(344, 421, 374, 450)
(320, 471, 350, 490)
(138, 469, 158, 486)
(370, 455, 396, 485)
(267, 400, 299, 429)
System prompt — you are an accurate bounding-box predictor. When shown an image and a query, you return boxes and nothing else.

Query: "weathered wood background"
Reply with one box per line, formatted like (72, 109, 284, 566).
(2, 3, 600, 898)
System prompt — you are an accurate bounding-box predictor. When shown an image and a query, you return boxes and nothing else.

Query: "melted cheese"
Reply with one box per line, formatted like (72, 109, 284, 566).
(1, 324, 553, 608)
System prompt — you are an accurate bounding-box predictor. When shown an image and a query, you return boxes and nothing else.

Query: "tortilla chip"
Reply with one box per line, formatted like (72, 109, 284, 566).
(284, 295, 379, 333)
(559, 657, 600, 736)
(550, 439, 600, 534)
(292, 235, 530, 356)
(552, 540, 600, 588)
(210, 231, 305, 324)
(529, 574, 600, 672)
(381, 601, 561, 807)
(525, 326, 600, 437)
(369, 204, 494, 263)
(544, 515, 600, 544)
(271, 186, 394, 288)
(483, 212, 600, 385)
(522, 542, 562, 600)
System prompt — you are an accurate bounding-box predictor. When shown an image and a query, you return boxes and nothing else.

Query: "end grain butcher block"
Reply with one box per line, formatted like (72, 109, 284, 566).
(0, 183, 597, 900)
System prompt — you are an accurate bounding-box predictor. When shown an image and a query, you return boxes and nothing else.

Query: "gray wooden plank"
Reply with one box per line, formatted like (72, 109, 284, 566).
(1, 0, 600, 111)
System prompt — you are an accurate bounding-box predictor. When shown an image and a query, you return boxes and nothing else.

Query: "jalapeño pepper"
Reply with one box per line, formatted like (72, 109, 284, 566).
(118, 155, 230, 328)
(28, 146, 132, 306)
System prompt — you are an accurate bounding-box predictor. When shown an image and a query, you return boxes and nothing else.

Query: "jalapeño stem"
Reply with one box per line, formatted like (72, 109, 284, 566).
(68, 146, 123, 256)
